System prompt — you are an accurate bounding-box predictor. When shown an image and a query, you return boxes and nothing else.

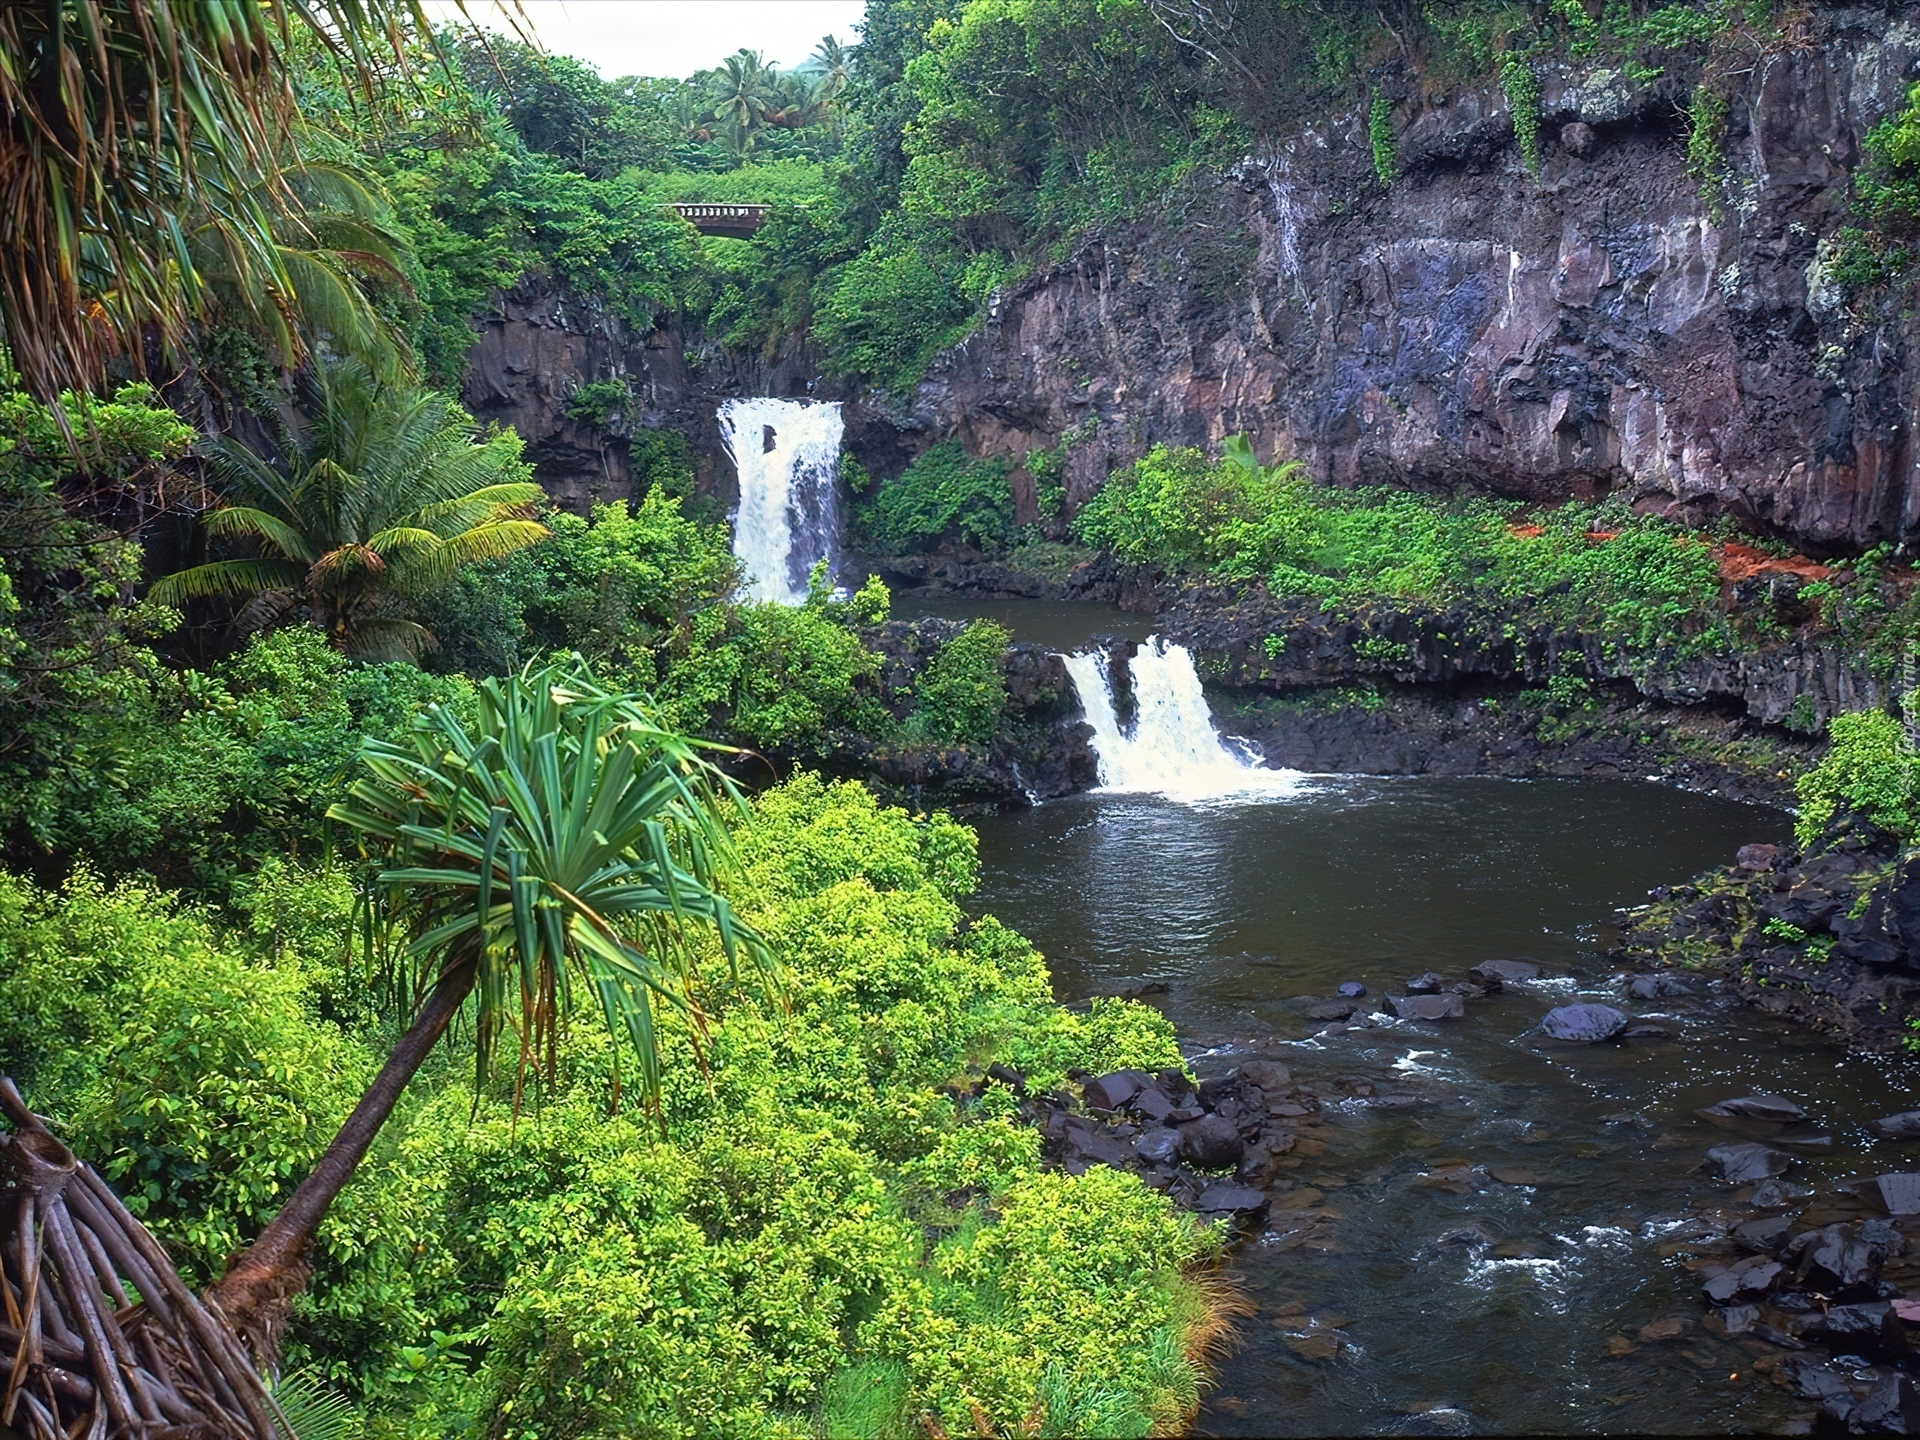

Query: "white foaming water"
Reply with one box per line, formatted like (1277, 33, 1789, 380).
(720, 397, 844, 604)
(1060, 637, 1307, 802)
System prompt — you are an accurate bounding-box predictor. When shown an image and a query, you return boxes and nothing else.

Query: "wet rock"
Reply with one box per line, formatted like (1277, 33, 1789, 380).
(1704, 1094, 1809, 1124)
(1177, 1114, 1245, 1168)
(1704, 1256, 1783, 1302)
(1064, 1124, 1134, 1169)
(1812, 1302, 1907, 1355)
(1628, 971, 1698, 1000)
(1336, 981, 1368, 998)
(1785, 1223, 1890, 1291)
(1721, 1303, 1760, 1335)
(1707, 1142, 1797, 1184)
(1134, 1127, 1180, 1164)
(1782, 1357, 1858, 1402)
(1539, 1004, 1628, 1042)
(1087, 976, 1170, 1000)
(1873, 1113, 1920, 1140)
(1405, 971, 1445, 994)
(1470, 959, 1541, 986)
(1638, 1316, 1690, 1342)
(1618, 1021, 1674, 1041)
(1846, 1373, 1920, 1433)
(1195, 1182, 1268, 1213)
(1388, 992, 1466, 1021)
(1737, 844, 1783, 872)
(1754, 1177, 1817, 1207)
(1306, 999, 1362, 1021)
(1131, 1084, 1175, 1123)
(1735, 1215, 1796, 1253)
(1237, 1060, 1292, 1091)
(1879, 1176, 1920, 1217)
(1084, 1070, 1150, 1111)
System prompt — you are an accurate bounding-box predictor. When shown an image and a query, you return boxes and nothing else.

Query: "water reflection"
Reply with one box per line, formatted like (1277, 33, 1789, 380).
(969, 778, 1920, 1435)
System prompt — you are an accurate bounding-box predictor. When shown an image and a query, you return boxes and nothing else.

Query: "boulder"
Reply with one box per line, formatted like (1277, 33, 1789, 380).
(1847, 1373, 1920, 1434)
(1306, 999, 1362, 1021)
(1706, 1142, 1796, 1184)
(1177, 1114, 1244, 1168)
(1734, 1215, 1795, 1252)
(1194, 1182, 1268, 1213)
(1628, 972, 1698, 1000)
(1132, 1085, 1174, 1123)
(1084, 1069, 1150, 1111)
(1133, 1127, 1180, 1164)
(1704, 1258, 1783, 1302)
(1736, 843, 1782, 872)
(1336, 981, 1368, 998)
(1879, 1175, 1920, 1216)
(1539, 1004, 1628, 1042)
(1387, 992, 1466, 1021)
(1470, 959, 1541, 986)
(1405, 971, 1445, 994)
(1702, 1094, 1808, 1124)
(1873, 1112, 1920, 1140)
(1237, 1060, 1292, 1091)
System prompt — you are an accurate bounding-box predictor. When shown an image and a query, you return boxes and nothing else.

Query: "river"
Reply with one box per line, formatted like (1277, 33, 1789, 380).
(890, 591, 1920, 1435)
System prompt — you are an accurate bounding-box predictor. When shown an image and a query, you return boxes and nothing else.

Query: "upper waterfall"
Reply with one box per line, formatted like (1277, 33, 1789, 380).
(1061, 638, 1306, 802)
(720, 397, 845, 604)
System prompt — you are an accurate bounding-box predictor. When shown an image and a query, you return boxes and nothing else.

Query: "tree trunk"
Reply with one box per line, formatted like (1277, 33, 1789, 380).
(204, 956, 476, 1352)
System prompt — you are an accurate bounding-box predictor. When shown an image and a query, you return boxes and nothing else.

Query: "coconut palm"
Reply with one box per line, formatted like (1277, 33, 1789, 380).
(0, 1, 452, 407)
(206, 656, 775, 1339)
(707, 49, 779, 156)
(150, 357, 547, 659)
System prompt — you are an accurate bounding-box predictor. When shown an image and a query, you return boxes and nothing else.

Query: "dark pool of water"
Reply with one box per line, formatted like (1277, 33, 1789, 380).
(969, 778, 1920, 1436)
(887, 591, 1153, 651)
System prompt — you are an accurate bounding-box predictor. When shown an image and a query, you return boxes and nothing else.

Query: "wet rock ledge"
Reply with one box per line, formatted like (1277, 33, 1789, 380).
(1617, 821, 1920, 1052)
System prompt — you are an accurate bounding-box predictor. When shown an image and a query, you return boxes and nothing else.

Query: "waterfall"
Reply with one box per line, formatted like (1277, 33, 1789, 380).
(1061, 638, 1306, 802)
(720, 397, 845, 604)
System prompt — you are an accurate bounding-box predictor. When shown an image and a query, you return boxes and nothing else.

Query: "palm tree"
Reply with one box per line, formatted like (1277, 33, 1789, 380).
(205, 656, 775, 1340)
(706, 49, 779, 158)
(0, 1, 448, 407)
(151, 357, 548, 659)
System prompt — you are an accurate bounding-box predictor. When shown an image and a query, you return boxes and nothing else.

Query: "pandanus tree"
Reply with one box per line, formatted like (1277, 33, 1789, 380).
(207, 655, 775, 1344)
(150, 356, 548, 659)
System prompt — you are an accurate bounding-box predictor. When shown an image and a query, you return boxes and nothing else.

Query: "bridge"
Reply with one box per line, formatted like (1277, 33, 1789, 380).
(665, 203, 768, 238)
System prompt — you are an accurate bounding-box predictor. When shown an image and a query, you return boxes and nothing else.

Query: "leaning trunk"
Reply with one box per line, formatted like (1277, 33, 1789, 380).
(204, 957, 475, 1353)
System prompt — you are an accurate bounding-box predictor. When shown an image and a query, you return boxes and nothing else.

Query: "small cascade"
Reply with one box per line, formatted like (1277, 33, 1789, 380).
(720, 397, 845, 604)
(1061, 638, 1306, 802)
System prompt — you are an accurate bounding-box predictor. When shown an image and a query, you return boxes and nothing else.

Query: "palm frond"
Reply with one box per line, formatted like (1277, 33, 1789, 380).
(150, 558, 307, 603)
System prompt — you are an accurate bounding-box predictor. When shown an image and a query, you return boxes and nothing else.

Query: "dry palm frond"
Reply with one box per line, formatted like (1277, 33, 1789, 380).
(0, 1078, 285, 1440)
(0, 2, 513, 408)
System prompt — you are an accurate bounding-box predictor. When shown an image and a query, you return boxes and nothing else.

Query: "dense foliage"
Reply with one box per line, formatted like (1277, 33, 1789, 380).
(1796, 707, 1920, 848)
(0, 777, 1215, 1437)
(851, 440, 1015, 554)
(1074, 438, 1730, 657)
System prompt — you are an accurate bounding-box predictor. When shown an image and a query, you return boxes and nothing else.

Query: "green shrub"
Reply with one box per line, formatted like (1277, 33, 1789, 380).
(1796, 706, 1919, 846)
(855, 442, 1015, 555)
(915, 621, 1011, 744)
(1370, 90, 1396, 186)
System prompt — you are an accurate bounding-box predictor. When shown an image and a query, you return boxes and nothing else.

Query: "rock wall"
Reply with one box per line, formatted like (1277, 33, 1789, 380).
(457, 278, 912, 514)
(915, 6, 1920, 553)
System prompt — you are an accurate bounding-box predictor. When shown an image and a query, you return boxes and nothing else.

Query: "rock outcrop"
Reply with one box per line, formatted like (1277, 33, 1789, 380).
(913, 6, 1920, 552)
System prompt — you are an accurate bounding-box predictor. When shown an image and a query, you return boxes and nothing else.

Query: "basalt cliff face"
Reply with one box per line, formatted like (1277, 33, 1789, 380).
(916, 6, 1920, 553)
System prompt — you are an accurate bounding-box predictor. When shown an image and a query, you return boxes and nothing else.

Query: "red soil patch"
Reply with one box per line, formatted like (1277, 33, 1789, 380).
(1716, 541, 1831, 584)
(1506, 523, 1543, 539)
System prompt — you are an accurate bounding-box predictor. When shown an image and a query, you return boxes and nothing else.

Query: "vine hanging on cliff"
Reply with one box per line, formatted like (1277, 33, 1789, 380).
(1500, 55, 1543, 175)
(1370, 90, 1397, 186)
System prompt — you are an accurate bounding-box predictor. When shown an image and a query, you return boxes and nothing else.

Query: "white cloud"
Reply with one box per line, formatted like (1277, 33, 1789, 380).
(427, 1, 868, 80)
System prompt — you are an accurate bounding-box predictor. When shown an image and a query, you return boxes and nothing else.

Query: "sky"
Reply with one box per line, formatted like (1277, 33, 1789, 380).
(424, 1, 869, 80)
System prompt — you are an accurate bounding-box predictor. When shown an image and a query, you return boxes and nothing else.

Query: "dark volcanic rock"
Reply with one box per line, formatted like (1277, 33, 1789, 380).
(1539, 1004, 1628, 1043)
(1702, 1094, 1808, 1124)
(1848, 1373, 1920, 1434)
(1737, 844, 1782, 872)
(1879, 1174, 1920, 1216)
(1084, 1070, 1149, 1112)
(1236, 1060, 1292, 1091)
(1133, 1127, 1180, 1164)
(1306, 999, 1363, 1021)
(1194, 1183, 1268, 1213)
(1177, 1114, 1245, 1168)
(1470, 959, 1541, 986)
(1734, 1215, 1795, 1253)
(1404, 971, 1445, 995)
(1873, 1112, 1920, 1140)
(1706, 1142, 1796, 1184)
(1387, 993, 1467, 1021)
(1336, 981, 1368, 998)
(1628, 972, 1698, 1000)
(1753, 1177, 1816, 1207)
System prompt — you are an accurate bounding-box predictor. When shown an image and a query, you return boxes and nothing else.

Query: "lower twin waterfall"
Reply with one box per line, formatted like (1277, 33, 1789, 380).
(1060, 638, 1305, 802)
(720, 396, 845, 604)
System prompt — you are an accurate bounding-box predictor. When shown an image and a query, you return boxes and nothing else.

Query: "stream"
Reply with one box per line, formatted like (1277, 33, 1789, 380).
(886, 590, 1920, 1435)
